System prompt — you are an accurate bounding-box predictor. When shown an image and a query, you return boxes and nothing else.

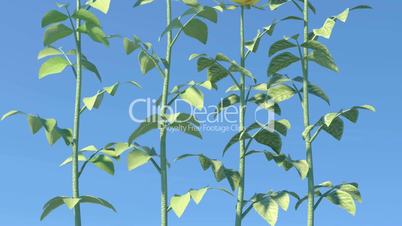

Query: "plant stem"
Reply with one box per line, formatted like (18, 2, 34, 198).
(160, 1, 173, 226)
(72, 1, 82, 225)
(302, 1, 315, 226)
(235, 6, 246, 226)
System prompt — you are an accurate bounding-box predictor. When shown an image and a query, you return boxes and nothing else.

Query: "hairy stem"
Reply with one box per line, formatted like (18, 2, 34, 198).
(302, 1, 315, 226)
(235, 6, 246, 226)
(160, 1, 173, 226)
(72, 0, 82, 226)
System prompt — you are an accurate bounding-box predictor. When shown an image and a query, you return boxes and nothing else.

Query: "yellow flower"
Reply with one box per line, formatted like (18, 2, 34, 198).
(232, 0, 260, 6)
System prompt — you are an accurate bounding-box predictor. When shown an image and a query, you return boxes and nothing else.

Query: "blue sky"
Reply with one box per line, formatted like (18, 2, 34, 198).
(0, 0, 400, 226)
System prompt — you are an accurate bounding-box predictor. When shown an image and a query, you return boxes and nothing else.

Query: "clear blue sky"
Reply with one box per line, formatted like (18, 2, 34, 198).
(0, 0, 400, 226)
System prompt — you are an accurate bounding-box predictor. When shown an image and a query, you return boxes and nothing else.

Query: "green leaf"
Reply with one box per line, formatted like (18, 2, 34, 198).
(44, 24, 73, 46)
(307, 83, 330, 104)
(79, 196, 116, 212)
(170, 121, 202, 139)
(128, 117, 159, 144)
(133, 0, 154, 7)
(1, 110, 23, 121)
(88, 0, 111, 14)
(269, 39, 296, 57)
(124, 37, 140, 55)
(39, 57, 70, 79)
(73, 9, 101, 27)
(264, 152, 309, 179)
(180, 86, 204, 110)
(127, 149, 153, 171)
(189, 187, 208, 204)
(303, 41, 338, 72)
(40, 197, 80, 220)
(253, 196, 279, 226)
(215, 94, 240, 114)
(85, 23, 109, 46)
(268, 0, 288, 11)
(197, 57, 215, 71)
(138, 50, 157, 74)
(254, 129, 282, 153)
(272, 192, 290, 211)
(83, 92, 104, 110)
(326, 189, 356, 215)
(28, 115, 44, 134)
(268, 52, 299, 75)
(339, 183, 362, 203)
(322, 116, 344, 140)
(38, 47, 63, 59)
(90, 155, 115, 175)
(198, 6, 218, 23)
(60, 154, 87, 167)
(170, 193, 191, 218)
(82, 58, 102, 81)
(41, 10, 68, 28)
(183, 18, 208, 44)
(268, 84, 295, 103)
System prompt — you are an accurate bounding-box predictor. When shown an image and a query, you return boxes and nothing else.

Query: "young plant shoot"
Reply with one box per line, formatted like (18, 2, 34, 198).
(266, 1, 375, 226)
(1, 0, 124, 225)
(123, 0, 224, 225)
(181, 1, 309, 226)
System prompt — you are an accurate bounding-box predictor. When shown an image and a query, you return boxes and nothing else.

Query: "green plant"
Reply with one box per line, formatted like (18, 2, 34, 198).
(0, 0, 129, 225)
(181, 1, 309, 226)
(122, 1, 227, 226)
(266, 1, 375, 226)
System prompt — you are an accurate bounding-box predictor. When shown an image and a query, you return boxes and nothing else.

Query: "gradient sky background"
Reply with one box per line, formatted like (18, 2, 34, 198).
(0, 0, 400, 226)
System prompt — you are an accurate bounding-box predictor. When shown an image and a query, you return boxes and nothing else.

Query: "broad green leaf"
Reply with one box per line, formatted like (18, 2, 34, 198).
(60, 154, 87, 167)
(180, 86, 204, 110)
(307, 83, 330, 104)
(269, 39, 296, 57)
(303, 40, 338, 72)
(104, 83, 119, 95)
(339, 184, 362, 203)
(189, 187, 208, 204)
(197, 57, 215, 71)
(138, 50, 157, 74)
(170, 121, 202, 139)
(28, 115, 44, 134)
(263, 152, 309, 179)
(254, 129, 282, 153)
(326, 189, 356, 215)
(128, 117, 159, 144)
(160, 18, 183, 40)
(39, 57, 70, 79)
(313, 18, 335, 39)
(269, 0, 288, 10)
(38, 47, 62, 60)
(170, 193, 191, 218)
(272, 192, 290, 211)
(88, 0, 111, 14)
(83, 92, 104, 110)
(183, 19, 208, 44)
(133, 0, 154, 7)
(253, 197, 279, 226)
(268, 52, 299, 75)
(90, 155, 114, 175)
(40, 197, 80, 220)
(79, 196, 116, 211)
(128, 149, 153, 171)
(223, 130, 251, 155)
(124, 37, 140, 55)
(44, 24, 73, 46)
(268, 84, 295, 103)
(85, 23, 109, 46)
(166, 112, 200, 126)
(73, 9, 101, 27)
(323, 116, 344, 140)
(216, 94, 240, 114)
(82, 59, 102, 81)
(198, 6, 218, 23)
(208, 64, 229, 84)
(41, 10, 68, 28)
